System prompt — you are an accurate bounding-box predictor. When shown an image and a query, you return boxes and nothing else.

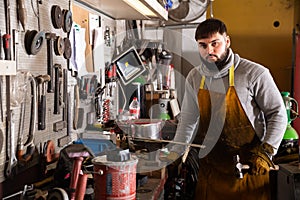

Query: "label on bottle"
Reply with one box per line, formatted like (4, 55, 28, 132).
(130, 109, 139, 114)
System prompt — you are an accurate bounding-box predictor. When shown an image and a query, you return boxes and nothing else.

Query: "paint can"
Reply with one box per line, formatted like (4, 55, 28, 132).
(92, 155, 138, 200)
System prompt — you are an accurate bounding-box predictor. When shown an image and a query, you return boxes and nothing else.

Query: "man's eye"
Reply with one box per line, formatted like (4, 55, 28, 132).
(199, 44, 207, 49)
(211, 42, 217, 47)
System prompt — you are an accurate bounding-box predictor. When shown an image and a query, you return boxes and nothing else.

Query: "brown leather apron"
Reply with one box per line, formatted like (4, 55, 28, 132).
(194, 65, 271, 200)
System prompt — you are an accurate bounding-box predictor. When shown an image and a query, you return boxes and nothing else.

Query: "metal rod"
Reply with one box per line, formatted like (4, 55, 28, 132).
(131, 136, 206, 149)
(210, 0, 214, 18)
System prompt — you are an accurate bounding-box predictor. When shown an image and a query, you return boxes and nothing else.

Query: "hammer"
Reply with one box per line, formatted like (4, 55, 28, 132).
(234, 155, 250, 179)
(36, 74, 50, 130)
(46, 32, 56, 93)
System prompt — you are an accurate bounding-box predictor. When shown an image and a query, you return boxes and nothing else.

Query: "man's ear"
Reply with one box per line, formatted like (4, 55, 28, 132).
(226, 35, 231, 48)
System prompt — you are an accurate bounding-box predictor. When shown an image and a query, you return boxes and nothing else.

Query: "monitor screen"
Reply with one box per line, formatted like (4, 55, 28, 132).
(112, 46, 146, 85)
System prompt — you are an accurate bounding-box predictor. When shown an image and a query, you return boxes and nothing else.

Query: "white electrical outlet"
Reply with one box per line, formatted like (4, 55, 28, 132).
(0, 60, 17, 75)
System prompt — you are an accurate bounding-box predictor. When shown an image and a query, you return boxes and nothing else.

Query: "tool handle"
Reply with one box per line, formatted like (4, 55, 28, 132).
(75, 173, 88, 200)
(69, 157, 84, 200)
(38, 95, 46, 130)
(2, 34, 11, 60)
(62, 69, 68, 121)
(53, 66, 60, 114)
(73, 85, 79, 129)
(47, 39, 54, 93)
(17, 145, 35, 162)
(0, 30, 3, 60)
(17, 0, 26, 30)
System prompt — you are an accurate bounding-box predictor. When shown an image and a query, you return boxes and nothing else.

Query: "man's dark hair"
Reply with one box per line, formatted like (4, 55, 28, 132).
(195, 18, 227, 41)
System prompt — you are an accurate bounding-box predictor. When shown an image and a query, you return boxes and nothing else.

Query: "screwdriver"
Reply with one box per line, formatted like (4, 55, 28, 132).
(2, 33, 11, 60)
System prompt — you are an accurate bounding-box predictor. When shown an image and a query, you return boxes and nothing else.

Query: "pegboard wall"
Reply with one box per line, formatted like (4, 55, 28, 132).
(0, 0, 116, 183)
(0, 0, 73, 182)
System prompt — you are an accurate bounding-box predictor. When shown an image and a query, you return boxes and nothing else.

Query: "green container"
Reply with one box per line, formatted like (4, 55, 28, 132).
(281, 92, 299, 140)
(283, 124, 299, 140)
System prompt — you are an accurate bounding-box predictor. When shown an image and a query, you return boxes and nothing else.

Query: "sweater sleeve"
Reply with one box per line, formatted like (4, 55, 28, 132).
(170, 70, 200, 155)
(251, 69, 287, 155)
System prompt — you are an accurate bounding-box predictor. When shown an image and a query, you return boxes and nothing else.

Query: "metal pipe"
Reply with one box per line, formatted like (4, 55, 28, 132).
(131, 136, 206, 149)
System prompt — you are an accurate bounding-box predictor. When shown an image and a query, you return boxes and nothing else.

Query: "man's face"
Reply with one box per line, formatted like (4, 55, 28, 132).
(197, 32, 231, 63)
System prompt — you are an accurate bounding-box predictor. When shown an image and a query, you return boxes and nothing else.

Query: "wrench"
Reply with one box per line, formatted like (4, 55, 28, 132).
(6, 109, 18, 177)
(3, 184, 34, 199)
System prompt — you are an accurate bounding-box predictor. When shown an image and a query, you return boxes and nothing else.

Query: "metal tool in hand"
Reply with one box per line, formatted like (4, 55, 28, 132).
(234, 154, 250, 179)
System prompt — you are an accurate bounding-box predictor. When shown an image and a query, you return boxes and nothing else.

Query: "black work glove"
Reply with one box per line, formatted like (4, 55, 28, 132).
(248, 143, 275, 175)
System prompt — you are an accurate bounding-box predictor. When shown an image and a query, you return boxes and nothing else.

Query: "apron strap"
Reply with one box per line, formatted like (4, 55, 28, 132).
(229, 65, 234, 87)
(200, 75, 206, 89)
(199, 65, 235, 89)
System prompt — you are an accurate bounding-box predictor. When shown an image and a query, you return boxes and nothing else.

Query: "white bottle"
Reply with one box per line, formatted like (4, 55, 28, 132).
(129, 97, 140, 119)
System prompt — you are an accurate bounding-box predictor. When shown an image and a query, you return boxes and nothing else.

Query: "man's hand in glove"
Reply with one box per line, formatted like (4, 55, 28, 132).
(249, 143, 276, 175)
(249, 155, 270, 175)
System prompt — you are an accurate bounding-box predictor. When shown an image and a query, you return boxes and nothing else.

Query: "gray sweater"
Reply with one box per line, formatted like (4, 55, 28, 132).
(172, 48, 287, 157)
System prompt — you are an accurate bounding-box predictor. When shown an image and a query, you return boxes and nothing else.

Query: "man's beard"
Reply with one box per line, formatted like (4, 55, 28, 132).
(200, 48, 229, 70)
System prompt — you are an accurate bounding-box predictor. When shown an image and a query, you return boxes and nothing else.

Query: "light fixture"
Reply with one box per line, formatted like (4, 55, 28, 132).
(122, 0, 157, 17)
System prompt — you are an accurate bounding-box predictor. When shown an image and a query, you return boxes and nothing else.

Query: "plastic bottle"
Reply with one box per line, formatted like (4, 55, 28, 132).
(157, 70, 163, 90)
(129, 97, 140, 119)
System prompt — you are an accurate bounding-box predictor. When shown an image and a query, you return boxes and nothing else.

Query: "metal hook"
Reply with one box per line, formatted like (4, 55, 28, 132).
(210, 0, 214, 18)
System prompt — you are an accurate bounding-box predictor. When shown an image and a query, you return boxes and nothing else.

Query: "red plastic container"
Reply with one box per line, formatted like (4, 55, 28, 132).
(92, 155, 138, 200)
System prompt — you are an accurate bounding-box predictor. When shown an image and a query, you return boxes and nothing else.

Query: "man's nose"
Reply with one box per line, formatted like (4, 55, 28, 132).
(207, 44, 214, 54)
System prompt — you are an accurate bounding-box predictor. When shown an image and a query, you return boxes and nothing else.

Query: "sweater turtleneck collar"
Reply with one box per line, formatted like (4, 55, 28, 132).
(199, 48, 240, 79)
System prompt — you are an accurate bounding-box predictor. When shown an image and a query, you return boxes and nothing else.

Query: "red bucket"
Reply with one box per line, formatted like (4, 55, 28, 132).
(92, 155, 138, 200)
